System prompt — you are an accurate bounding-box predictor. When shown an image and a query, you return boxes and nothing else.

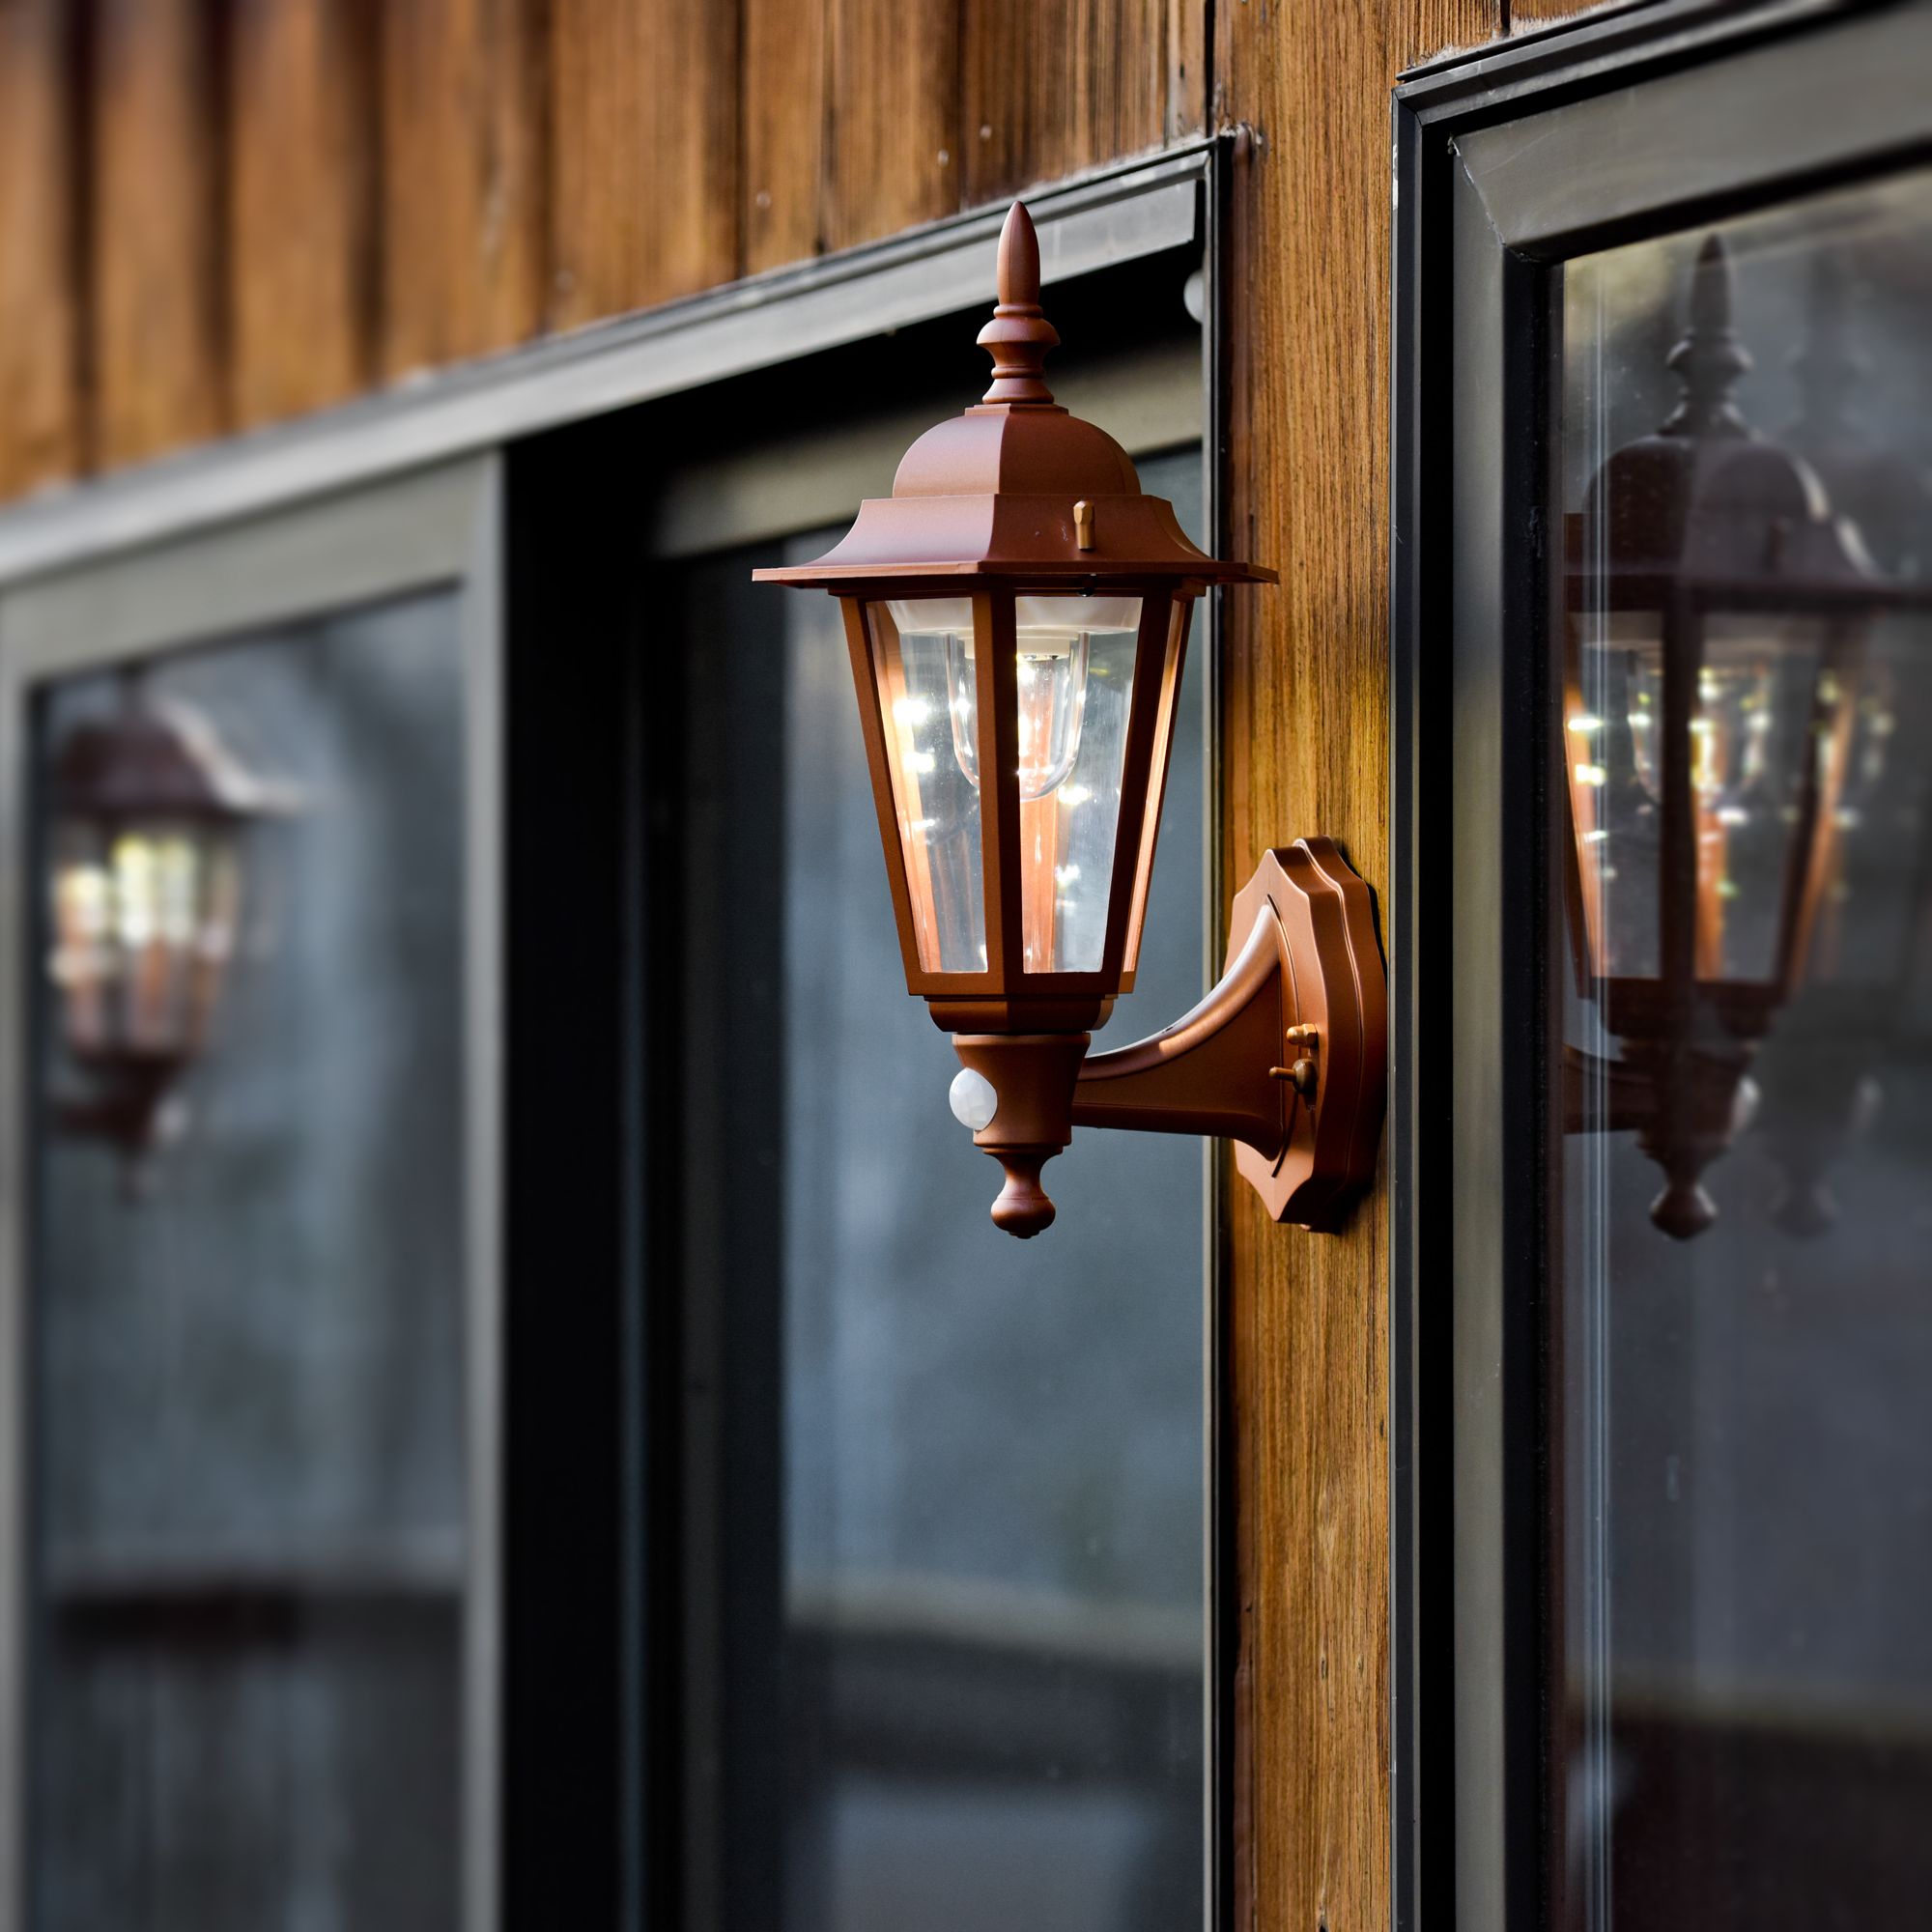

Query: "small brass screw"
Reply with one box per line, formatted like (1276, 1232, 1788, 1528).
(1286, 1023, 1320, 1045)
(1267, 1058, 1320, 1099)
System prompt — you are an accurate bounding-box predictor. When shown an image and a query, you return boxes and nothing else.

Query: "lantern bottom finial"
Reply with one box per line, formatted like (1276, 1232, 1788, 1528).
(989, 1152, 1059, 1237)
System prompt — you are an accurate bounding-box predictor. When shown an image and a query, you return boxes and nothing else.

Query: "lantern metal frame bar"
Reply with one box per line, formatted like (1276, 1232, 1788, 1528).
(1395, 3, 1932, 1925)
(0, 456, 505, 1932)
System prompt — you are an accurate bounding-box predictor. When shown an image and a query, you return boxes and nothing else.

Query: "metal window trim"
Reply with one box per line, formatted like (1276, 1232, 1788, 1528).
(1392, 3, 1932, 1926)
(0, 146, 1208, 593)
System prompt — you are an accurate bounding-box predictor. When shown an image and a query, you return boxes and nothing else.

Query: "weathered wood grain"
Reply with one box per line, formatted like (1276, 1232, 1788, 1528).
(548, 0, 739, 329)
(382, 0, 547, 378)
(819, 0, 960, 255)
(1215, 2, 1497, 1926)
(228, 0, 375, 428)
(90, 0, 225, 469)
(742, 0, 828, 272)
(1508, 0, 1647, 25)
(0, 0, 79, 496)
(964, 0, 1181, 206)
(1167, 0, 1208, 143)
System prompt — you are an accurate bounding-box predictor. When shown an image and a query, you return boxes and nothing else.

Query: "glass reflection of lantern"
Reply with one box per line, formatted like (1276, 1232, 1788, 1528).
(758, 203, 1388, 1236)
(1563, 236, 1907, 1238)
(1749, 251, 1932, 1232)
(48, 671, 274, 1176)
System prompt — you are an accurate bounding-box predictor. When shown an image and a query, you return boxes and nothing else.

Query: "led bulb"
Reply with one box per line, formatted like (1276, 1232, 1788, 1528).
(946, 631, 1090, 800)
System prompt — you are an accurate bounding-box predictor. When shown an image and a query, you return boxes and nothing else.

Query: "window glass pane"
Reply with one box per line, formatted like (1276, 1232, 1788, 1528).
(30, 593, 468, 1932)
(684, 445, 1208, 1928)
(1555, 173, 1932, 1927)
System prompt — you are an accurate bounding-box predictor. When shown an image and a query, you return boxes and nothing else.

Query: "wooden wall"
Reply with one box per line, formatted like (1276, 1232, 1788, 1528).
(0, 0, 1610, 1925)
(1215, 6, 1495, 1925)
(0, 0, 1210, 499)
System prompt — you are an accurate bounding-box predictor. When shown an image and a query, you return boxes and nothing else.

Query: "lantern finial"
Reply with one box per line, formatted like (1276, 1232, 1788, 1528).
(1662, 234, 1752, 440)
(978, 202, 1060, 408)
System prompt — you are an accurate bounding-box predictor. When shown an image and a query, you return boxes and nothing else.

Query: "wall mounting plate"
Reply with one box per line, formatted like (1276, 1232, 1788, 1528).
(1064, 838, 1387, 1234)
(1233, 840, 1387, 1231)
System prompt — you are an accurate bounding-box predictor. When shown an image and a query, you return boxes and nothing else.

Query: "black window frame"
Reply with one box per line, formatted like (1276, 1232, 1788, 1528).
(1390, 3, 1932, 1924)
(502, 213, 1237, 1930)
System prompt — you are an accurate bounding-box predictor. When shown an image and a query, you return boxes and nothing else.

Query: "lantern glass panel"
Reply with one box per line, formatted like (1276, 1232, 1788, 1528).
(864, 601, 988, 973)
(1568, 609, 1833, 986)
(1122, 598, 1192, 974)
(872, 593, 1144, 974)
(49, 816, 241, 1058)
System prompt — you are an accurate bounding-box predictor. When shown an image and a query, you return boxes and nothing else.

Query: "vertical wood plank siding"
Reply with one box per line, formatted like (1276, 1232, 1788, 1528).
(0, 0, 79, 496)
(5, 0, 1249, 496)
(1508, 0, 1646, 24)
(1215, 3, 1495, 1927)
(548, 0, 740, 329)
(228, 0, 373, 427)
(381, 0, 547, 378)
(89, 0, 225, 469)
(819, 0, 960, 253)
(740, 0, 826, 273)
(962, 0, 1176, 204)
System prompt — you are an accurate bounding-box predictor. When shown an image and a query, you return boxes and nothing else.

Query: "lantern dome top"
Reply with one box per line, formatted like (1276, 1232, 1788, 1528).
(756, 202, 1273, 589)
(1568, 235, 1880, 603)
(53, 685, 281, 822)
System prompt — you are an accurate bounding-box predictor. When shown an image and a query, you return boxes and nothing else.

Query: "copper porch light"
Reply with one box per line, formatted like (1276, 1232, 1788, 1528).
(47, 671, 277, 1177)
(1561, 236, 1924, 1237)
(758, 203, 1387, 1236)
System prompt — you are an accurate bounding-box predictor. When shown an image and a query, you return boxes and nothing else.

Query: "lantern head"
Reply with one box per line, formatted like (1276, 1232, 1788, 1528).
(758, 203, 1393, 1243)
(1563, 235, 1900, 1236)
(757, 200, 1271, 1037)
(47, 674, 279, 1172)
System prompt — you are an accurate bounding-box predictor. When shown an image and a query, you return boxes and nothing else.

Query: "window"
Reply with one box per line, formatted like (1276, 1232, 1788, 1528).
(1398, 10, 1932, 1923)
(0, 463, 502, 1932)
(1554, 175, 1932, 1929)
(653, 415, 1213, 1924)
(0, 171, 1223, 1931)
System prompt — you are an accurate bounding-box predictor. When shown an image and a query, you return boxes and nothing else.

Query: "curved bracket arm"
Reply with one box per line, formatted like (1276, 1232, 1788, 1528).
(952, 840, 1387, 1236)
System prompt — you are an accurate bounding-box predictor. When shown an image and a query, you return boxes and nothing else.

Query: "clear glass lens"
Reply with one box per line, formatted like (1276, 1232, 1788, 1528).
(881, 595, 1144, 975)
(870, 609, 987, 974)
(1037, 618, 1139, 972)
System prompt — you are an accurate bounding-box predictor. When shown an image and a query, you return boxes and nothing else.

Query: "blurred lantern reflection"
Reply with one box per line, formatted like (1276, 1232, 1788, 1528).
(1562, 236, 1930, 1237)
(1748, 250, 1932, 1232)
(47, 668, 282, 1183)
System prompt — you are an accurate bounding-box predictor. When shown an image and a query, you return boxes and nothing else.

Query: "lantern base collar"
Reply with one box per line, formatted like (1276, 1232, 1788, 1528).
(952, 841, 1387, 1236)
